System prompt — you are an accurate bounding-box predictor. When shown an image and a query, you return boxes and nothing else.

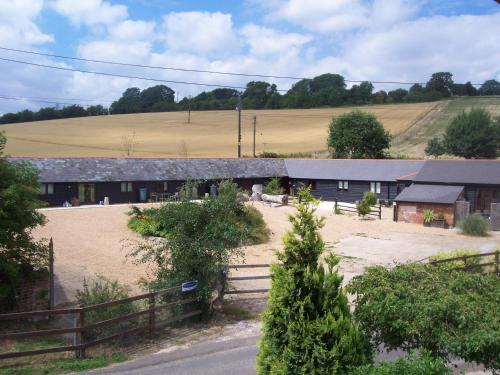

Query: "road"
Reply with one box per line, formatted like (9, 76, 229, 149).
(87, 334, 259, 375)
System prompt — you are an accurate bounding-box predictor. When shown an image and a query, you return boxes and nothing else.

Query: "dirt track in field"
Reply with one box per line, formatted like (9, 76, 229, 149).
(32, 202, 500, 306)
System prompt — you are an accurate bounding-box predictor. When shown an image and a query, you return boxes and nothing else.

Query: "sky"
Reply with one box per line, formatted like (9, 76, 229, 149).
(0, 0, 499, 113)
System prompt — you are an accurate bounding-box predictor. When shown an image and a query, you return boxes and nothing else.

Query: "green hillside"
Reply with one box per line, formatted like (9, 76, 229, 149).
(391, 96, 500, 158)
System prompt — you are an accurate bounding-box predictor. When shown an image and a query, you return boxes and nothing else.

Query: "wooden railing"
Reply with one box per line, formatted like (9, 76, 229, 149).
(429, 250, 500, 275)
(225, 264, 271, 295)
(334, 200, 382, 219)
(0, 285, 201, 360)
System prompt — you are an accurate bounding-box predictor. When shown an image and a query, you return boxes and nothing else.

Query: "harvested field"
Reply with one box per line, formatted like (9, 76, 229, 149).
(2, 102, 437, 157)
(32, 202, 500, 306)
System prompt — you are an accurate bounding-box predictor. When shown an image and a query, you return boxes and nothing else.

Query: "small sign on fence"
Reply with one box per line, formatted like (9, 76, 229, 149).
(181, 280, 198, 293)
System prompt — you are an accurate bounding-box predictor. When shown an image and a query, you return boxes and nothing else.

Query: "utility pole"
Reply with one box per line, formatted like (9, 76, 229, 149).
(187, 95, 191, 124)
(253, 115, 257, 158)
(237, 96, 242, 158)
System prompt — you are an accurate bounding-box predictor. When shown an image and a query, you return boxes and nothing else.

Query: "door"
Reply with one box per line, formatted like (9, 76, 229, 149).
(78, 183, 96, 204)
(476, 188, 494, 213)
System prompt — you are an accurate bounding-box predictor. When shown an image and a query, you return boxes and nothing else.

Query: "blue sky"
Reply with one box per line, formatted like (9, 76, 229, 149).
(0, 0, 499, 113)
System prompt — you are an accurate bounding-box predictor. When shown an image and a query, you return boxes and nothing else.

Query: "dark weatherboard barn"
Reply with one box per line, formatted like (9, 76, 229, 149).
(11, 157, 286, 206)
(284, 159, 425, 203)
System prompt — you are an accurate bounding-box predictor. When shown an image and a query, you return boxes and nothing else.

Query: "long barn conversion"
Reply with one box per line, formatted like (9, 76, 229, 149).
(9, 157, 500, 228)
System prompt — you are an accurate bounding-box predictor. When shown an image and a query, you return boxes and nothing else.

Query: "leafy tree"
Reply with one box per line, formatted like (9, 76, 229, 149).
(387, 88, 408, 103)
(426, 72, 454, 97)
(262, 177, 283, 195)
(372, 90, 388, 104)
(362, 191, 377, 206)
(140, 85, 175, 112)
(0, 132, 48, 311)
(130, 180, 251, 310)
(478, 79, 500, 95)
(425, 137, 446, 158)
(86, 105, 108, 116)
(242, 81, 278, 109)
(328, 110, 391, 159)
(37, 107, 60, 121)
(443, 108, 499, 158)
(257, 187, 371, 374)
(349, 81, 374, 105)
(60, 105, 88, 118)
(110, 87, 142, 114)
(348, 263, 500, 371)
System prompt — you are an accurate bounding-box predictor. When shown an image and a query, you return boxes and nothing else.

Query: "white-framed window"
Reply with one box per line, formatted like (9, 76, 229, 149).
(121, 182, 133, 193)
(370, 182, 381, 194)
(40, 183, 54, 195)
(338, 180, 349, 191)
(163, 181, 168, 191)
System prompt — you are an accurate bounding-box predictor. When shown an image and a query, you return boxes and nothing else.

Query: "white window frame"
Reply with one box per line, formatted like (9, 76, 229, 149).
(370, 182, 381, 194)
(338, 180, 349, 191)
(40, 183, 54, 195)
(163, 181, 168, 191)
(121, 182, 133, 193)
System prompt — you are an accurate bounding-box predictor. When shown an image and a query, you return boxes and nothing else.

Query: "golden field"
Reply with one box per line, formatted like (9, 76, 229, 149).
(2, 102, 440, 157)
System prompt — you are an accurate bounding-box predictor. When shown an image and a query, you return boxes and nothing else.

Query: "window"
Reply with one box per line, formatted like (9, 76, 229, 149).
(163, 181, 168, 191)
(338, 181, 348, 191)
(40, 183, 54, 195)
(370, 182, 381, 194)
(307, 180, 317, 190)
(120, 182, 133, 193)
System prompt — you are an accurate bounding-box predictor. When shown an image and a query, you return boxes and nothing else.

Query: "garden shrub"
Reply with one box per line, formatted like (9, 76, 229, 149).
(130, 180, 254, 310)
(458, 214, 490, 236)
(357, 200, 371, 217)
(257, 187, 371, 374)
(262, 177, 283, 195)
(363, 191, 378, 206)
(348, 263, 500, 371)
(423, 209, 436, 224)
(76, 276, 138, 340)
(350, 351, 451, 375)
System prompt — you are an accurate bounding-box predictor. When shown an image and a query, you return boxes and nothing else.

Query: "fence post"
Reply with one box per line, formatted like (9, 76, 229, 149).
(74, 308, 85, 358)
(463, 256, 468, 271)
(334, 200, 337, 213)
(495, 250, 499, 276)
(379, 203, 382, 220)
(148, 294, 156, 337)
(48, 238, 55, 311)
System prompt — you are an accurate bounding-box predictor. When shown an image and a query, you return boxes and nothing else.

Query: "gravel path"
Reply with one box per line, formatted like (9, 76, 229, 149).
(32, 202, 500, 306)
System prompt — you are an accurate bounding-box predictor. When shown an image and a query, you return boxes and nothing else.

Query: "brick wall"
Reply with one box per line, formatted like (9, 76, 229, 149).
(397, 202, 455, 227)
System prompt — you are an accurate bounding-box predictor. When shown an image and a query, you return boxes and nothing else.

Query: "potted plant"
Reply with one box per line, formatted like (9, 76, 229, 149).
(431, 212, 446, 228)
(422, 209, 436, 227)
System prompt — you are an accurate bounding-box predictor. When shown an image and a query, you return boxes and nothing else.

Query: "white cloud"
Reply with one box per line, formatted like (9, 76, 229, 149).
(51, 0, 128, 27)
(0, 0, 53, 47)
(240, 24, 311, 56)
(160, 11, 239, 55)
(108, 20, 156, 41)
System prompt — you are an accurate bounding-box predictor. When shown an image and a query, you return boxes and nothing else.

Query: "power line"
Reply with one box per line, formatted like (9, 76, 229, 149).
(0, 46, 485, 86)
(0, 57, 277, 91)
(0, 95, 95, 107)
(0, 94, 112, 104)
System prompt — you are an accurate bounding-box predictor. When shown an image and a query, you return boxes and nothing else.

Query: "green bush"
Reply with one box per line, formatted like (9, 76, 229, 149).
(363, 191, 378, 206)
(357, 200, 371, 217)
(351, 351, 451, 375)
(262, 177, 283, 195)
(458, 214, 490, 236)
(348, 263, 500, 371)
(239, 206, 270, 244)
(130, 180, 255, 310)
(423, 209, 436, 224)
(257, 187, 371, 374)
(76, 276, 138, 340)
(430, 249, 481, 271)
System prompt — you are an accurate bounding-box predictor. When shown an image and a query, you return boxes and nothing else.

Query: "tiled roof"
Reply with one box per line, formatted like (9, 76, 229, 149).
(413, 159, 500, 185)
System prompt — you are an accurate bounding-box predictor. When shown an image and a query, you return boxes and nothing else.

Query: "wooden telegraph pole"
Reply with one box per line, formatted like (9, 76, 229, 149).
(237, 96, 242, 158)
(253, 115, 257, 158)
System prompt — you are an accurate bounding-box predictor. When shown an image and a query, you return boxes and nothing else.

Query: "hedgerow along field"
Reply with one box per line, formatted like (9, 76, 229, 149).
(2, 102, 439, 158)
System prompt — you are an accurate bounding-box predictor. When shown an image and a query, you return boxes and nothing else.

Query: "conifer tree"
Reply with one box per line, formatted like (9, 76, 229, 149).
(257, 187, 371, 374)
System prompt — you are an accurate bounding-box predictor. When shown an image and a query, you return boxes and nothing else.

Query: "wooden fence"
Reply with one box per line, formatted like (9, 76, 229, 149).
(0, 285, 201, 360)
(225, 264, 271, 295)
(334, 200, 381, 220)
(429, 250, 500, 275)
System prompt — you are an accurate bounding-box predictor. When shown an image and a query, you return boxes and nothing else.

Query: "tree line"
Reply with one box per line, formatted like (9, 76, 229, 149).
(1, 72, 500, 124)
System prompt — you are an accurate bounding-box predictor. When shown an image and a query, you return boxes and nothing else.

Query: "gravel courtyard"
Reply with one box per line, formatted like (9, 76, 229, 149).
(32, 202, 500, 306)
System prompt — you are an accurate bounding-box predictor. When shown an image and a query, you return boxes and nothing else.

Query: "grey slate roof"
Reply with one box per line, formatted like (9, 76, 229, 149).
(413, 160, 500, 185)
(395, 184, 464, 204)
(9, 158, 288, 183)
(284, 159, 425, 182)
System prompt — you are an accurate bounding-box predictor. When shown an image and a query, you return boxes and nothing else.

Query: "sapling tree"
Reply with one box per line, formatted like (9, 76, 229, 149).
(257, 187, 371, 374)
